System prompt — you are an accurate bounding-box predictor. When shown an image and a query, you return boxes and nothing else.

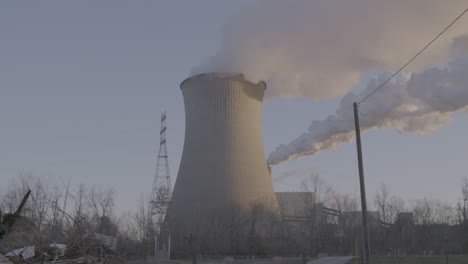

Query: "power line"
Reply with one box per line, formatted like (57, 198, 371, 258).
(358, 6, 468, 105)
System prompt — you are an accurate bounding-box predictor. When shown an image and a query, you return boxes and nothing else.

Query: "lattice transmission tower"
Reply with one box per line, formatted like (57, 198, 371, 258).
(150, 111, 172, 234)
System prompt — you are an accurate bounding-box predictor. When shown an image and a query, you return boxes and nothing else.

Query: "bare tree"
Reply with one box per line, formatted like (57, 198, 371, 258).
(374, 184, 391, 224)
(134, 194, 152, 243)
(374, 184, 407, 225)
(412, 198, 433, 225)
(300, 173, 333, 256)
(331, 193, 358, 213)
(301, 172, 333, 205)
(457, 177, 468, 224)
(89, 187, 117, 235)
(330, 192, 359, 255)
(89, 187, 115, 219)
(389, 196, 406, 220)
(3, 171, 468, 257)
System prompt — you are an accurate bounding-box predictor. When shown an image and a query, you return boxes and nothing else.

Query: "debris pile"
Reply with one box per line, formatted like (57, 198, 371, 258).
(0, 190, 123, 264)
(1, 233, 122, 264)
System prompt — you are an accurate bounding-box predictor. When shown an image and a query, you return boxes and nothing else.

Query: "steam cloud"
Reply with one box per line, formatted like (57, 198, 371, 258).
(192, 0, 468, 165)
(268, 57, 468, 165)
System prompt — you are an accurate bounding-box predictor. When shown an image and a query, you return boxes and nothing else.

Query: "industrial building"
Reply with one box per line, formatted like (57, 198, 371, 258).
(276, 192, 316, 217)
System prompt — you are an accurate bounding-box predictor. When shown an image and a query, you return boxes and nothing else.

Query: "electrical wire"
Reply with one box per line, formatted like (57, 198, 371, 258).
(358, 6, 468, 105)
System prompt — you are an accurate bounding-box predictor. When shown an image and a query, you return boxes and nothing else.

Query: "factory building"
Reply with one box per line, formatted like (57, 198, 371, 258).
(276, 192, 316, 217)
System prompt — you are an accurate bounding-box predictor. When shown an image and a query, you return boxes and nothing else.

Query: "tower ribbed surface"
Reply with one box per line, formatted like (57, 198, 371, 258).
(169, 73, 279, 231)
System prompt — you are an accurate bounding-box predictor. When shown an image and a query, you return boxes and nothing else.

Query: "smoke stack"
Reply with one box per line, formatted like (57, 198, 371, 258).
(169, 73, 279, 238)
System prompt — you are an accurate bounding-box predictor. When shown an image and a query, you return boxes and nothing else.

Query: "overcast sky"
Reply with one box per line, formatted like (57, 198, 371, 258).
(1, 0, 467, 214)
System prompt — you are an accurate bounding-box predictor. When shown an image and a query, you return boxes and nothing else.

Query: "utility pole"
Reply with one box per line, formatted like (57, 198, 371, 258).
(353, 102, 371, 264)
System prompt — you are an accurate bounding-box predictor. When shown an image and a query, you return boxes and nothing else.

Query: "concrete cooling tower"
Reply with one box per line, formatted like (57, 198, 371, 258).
(169, 73, 279, 233)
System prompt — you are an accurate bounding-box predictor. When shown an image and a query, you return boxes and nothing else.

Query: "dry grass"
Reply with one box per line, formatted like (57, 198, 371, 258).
(347, 255, 468, 264)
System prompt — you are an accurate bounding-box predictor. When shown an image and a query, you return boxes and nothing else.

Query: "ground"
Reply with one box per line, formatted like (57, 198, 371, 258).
(308, 257, 354, 264)
(345, 255, 468, 264)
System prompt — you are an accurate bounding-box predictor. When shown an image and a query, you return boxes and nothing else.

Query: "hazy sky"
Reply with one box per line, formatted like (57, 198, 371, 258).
(1, 1, 467, 214)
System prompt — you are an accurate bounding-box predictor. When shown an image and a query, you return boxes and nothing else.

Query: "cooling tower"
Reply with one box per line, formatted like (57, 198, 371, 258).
(169, 73, 279, 233)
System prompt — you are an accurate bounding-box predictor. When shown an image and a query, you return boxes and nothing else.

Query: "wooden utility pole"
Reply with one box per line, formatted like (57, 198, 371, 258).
(353, 102, 371, 264)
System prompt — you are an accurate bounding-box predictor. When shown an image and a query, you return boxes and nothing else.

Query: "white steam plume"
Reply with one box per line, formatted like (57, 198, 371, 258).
(192, 0, 468, 165)
(268, 56, 468, 165)
(193, 0, 468, 100)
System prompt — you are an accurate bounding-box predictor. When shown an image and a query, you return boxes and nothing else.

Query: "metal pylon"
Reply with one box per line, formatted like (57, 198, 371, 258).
(150, 111, 172, 233)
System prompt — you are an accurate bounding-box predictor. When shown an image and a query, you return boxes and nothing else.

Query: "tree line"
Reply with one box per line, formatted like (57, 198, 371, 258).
(0, 172, 467, 260)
